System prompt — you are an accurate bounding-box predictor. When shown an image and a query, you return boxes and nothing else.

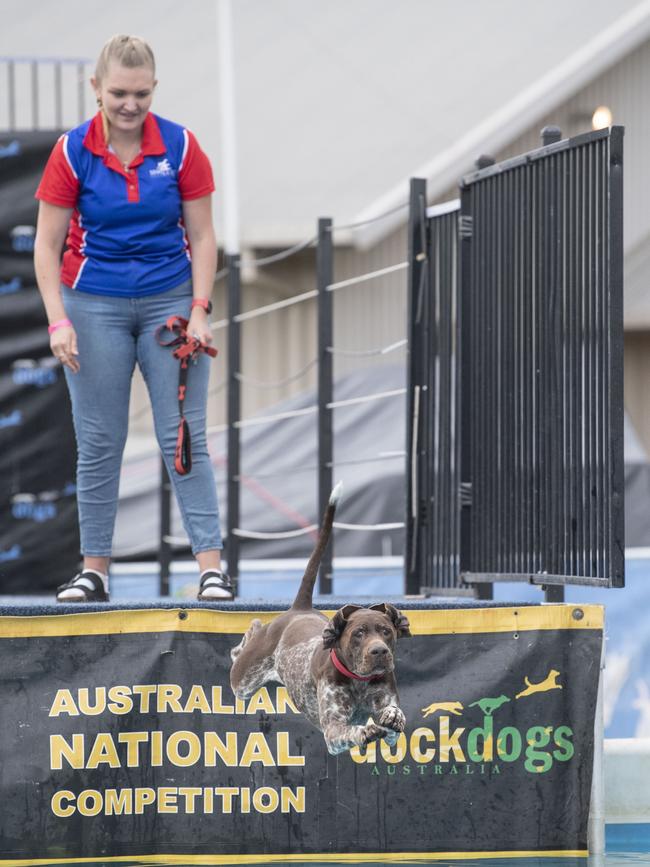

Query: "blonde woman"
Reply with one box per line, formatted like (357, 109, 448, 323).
(34, 35, 231, 602)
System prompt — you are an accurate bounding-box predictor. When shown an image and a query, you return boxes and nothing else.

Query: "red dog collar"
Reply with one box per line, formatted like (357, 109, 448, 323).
(329, 649, 384, 682)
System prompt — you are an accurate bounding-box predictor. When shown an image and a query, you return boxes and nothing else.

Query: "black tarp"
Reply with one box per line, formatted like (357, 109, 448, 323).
(115, 363, 650, 560)
(0, 131, 79, 591)
(115, 364, 407, 561)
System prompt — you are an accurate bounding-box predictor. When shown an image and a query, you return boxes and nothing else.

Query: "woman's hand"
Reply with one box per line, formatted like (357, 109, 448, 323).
(50, 325, 80, 373)
(188, 307, 213, 346)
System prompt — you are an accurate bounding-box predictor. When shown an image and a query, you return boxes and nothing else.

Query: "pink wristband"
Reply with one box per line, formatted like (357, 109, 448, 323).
(48, 318, 72, 334)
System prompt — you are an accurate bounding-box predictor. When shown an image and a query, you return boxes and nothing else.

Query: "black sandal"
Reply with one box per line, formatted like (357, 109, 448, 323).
(56, 571, 109, 603)
(197, 570, 234, 601)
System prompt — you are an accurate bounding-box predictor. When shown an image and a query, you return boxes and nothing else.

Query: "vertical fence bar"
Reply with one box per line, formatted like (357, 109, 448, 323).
(7, 60, 16, 130)
(593, 141, 604, 577)
(405, 178, 427, 594)
(543, 145, 566, 604)
(421, 205, 432, 588)
(420, 202, 461, 593)
(317, 218, 334, 595)
(598, 140, 607, 574)
(577, 145, 588, 578)
(438, 214, 450, 586)
(77, 61, 85, 124)
(558, 151, 574, 575)
(502, 168, 512, 575)
(444, 214, 456, 586)
(523, 161, 534, 576)
(451, 211, 461, 584)
(458, 182, 491, 595)
(587, 144, 597, 576)
(544, 130, 565, 602)
(542, 123, 565, 587)
(227, 254, 241, 591)
(608, 127, 625, 586)
(31, 60, 38, 130)
(494, 174, 503, 575)
(478, 179, 488, 575)
(158, 458, 172, 596)
(434, 219, 444, 586)
(54, 62, 63, 130)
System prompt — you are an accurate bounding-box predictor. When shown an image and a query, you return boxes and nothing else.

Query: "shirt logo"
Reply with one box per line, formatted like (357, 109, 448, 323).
(149, 158, 174, 178)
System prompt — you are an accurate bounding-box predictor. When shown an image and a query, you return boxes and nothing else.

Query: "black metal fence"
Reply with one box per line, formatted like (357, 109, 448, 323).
(408, 126, 625, 594)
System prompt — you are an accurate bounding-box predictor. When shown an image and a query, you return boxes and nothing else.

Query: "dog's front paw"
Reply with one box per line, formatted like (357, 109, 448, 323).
(378, 704, 406, 732)
(361, 722, 391, 746)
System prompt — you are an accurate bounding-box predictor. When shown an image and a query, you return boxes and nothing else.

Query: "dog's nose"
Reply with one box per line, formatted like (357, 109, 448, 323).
(369, 644, 389, 658)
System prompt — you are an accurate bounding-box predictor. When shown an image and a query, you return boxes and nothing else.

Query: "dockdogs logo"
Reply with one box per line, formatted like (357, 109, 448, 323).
(149, 158, 174, 177)
(350, 668, 574, 776)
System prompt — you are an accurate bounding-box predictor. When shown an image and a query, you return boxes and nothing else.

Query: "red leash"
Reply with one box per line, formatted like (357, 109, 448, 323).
(156, 315, 217, 475)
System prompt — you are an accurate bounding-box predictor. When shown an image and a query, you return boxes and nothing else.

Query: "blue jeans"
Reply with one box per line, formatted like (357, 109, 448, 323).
(62, 280, 222, 557)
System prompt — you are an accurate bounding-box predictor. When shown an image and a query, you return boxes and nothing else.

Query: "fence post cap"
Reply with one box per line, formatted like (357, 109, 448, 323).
(475, 154, 495, 169)
(541, 125, 563, 145)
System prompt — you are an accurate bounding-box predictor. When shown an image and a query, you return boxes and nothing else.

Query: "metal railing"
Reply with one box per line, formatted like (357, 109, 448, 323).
(460, 126, 625, 591)
(216, 218, 409, 594)
(0, 57, 92, 131)
(163, 127, 624, 597)
(408, 126, 625, 595)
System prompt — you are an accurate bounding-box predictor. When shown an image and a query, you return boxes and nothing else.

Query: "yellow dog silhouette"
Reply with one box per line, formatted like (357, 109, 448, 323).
(516, 669, 562, 699)
(421, 701, 464, 717)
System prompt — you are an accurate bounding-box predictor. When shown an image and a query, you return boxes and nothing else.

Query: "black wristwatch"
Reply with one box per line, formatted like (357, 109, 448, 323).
(191, 298, 212, 314)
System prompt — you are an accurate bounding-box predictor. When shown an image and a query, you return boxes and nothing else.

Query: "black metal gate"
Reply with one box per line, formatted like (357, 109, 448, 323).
(408, 126, 625, 594)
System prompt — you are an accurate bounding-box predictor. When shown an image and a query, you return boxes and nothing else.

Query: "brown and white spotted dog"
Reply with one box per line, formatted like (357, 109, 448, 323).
(229, 485, 411, 755)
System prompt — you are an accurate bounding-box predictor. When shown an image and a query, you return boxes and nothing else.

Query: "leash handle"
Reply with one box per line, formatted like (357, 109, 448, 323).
(175, 418, 192, 475)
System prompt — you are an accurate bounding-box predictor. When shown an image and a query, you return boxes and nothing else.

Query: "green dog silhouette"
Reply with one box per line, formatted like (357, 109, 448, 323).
(468, 695, 510, 716)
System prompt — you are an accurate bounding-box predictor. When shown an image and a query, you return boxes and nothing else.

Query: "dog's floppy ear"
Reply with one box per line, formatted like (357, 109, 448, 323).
(322, 604, 362, 648)
(369, 602, 412, 638)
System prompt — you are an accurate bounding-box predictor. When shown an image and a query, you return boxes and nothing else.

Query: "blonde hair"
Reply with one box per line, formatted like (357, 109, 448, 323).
(95, 35, 156, 142)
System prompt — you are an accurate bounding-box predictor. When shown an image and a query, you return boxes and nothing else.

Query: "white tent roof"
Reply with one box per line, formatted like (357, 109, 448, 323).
(231, 0, 650, 247)
(2, 0, 649, 246)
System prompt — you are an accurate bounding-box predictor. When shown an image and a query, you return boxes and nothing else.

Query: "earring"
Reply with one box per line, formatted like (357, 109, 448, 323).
(96, 97, 103, 108)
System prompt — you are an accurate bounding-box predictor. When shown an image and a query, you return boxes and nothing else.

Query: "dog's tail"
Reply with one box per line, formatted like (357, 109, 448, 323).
(291, 482, 342, 611)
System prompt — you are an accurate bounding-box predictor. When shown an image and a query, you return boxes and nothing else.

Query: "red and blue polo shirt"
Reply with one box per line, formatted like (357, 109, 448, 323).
(35, 112, 215, 296)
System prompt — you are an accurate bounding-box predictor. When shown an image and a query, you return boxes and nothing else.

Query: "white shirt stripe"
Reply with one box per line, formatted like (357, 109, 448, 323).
(179, 129, 189, 173)
(61, 135, 78, 180)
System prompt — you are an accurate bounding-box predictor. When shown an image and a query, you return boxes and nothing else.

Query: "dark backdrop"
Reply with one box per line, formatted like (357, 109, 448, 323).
(0, 131, 79, 592)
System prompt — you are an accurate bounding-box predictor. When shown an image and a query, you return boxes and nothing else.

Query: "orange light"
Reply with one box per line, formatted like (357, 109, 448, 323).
(592, 106, 612, 130)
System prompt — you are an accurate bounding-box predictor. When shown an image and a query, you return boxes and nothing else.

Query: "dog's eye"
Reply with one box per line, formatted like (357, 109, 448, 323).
(354, 628, 365, 638)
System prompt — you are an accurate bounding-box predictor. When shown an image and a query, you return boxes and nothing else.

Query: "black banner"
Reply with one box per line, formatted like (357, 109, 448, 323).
(0, 131, 79, 592)
(0, 605, 602, 862)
